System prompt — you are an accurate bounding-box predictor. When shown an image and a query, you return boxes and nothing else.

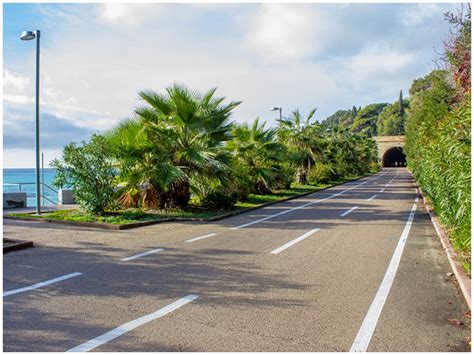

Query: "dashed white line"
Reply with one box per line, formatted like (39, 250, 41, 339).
(349, 198, 418, 352)
(231, 173, 387, 230)
(379, 188, 385, 193)
(67, 295, 199, 352)
(270, 228, 320, 254)
(185, 233, 217, 243)
(340, 206, 359, 217)
(3, 272, 82, 297)
(121, 248, 164, 261)
(366, 195, 377, 202)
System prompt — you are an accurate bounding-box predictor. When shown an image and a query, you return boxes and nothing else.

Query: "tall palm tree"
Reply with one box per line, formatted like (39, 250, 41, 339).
(135, 84, 241, 208)
(277, 108, 324, 183)
(227, 118, 285, 194)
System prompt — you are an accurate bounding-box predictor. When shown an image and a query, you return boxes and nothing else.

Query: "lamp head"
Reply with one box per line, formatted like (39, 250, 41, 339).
(270, 107, 281, 111)
(20, 31, 36, 41)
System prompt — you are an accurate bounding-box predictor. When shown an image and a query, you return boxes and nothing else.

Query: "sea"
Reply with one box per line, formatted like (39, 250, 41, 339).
(3, 168, 58, 207)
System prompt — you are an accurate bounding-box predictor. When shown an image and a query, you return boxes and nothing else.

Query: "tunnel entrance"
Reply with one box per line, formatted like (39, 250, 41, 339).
(382, 146, 406, 167)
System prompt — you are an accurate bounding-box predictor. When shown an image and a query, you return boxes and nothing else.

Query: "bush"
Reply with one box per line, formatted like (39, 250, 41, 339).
(307, 162, 333, 184)
(51, 134, 118, 215)
(200, 190, 237, 210)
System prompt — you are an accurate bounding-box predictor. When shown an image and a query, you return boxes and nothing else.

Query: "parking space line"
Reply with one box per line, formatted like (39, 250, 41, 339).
(340, 206, 359, 217)
(349, 198, 418, 352)
(67, 295, 199, 352)
(367, 195, 377, 201)
(231, 173, 387, 230)
(121, 248, 164, 261)
(3, 272, 82, 297)
(185, 233, 217, 243)
(270, 228, 320, 254)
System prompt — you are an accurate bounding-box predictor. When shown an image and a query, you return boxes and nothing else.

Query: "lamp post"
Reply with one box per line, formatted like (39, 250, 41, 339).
(20, 30, 41, 215)
(270, 106, 282, 121)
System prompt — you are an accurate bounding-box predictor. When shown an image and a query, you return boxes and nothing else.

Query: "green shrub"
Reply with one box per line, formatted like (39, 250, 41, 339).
(51, 134, 118, 215)
(200, 191, 237, 210)
(307, 162, 333, 184)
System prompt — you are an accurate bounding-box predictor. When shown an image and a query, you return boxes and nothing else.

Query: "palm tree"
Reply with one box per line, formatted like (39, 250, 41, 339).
(277, 108, 324, 183)
(227, 118, 285, 194)
(134, 84, 241, 208)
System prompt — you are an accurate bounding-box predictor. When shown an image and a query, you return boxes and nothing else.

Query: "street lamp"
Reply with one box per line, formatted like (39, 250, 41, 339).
(270, 106, 282, 121)
(20, 30, 41, 215)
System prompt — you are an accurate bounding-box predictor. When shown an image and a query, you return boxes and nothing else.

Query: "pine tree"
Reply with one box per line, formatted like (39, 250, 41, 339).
(399, 90, 404, 118)
(352, 105, 358, 117)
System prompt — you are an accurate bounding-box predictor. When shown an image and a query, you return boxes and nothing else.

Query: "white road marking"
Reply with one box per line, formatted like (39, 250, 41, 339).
(121, 248, 164, 261)
(340, 206, 359, 217)
(231, 173, 387, 230)
(270, 228, 320, 254)
(185, 233, 217, 243)
(366, 195, 377, 201)
(384, 183, 390, 187)
(350, 198, 418, 352)
(67, 295, 199, 352)
(379, 188, 385, 193)
(3, 272, 82, 297)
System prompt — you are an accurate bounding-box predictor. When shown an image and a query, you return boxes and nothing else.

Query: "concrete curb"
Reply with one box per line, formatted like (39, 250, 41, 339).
(3, 174, 370, 231)
(3, 238, 34, 253)
(416, 186, 471, 310)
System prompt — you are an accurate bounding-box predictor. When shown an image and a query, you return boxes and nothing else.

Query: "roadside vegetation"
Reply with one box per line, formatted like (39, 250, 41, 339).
(405, 7, 471, 272)
(50, 85, 378, 223)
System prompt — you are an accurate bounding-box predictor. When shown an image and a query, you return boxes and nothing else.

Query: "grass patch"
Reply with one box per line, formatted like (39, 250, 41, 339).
(9, 176, 363, 226)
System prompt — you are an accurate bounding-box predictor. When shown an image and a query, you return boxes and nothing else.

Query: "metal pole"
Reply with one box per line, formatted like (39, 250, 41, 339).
(35, 30, 41, 215)
(279, 107, 282, 121)
(41, 152, 45, 207)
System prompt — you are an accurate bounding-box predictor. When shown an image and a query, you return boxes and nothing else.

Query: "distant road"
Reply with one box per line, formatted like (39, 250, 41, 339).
(3, 168, 471, 352)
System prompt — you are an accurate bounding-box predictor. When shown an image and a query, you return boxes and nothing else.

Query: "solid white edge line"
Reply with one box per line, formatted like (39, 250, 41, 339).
(366, 195, 377, 202)
(340, 205, 359, 217)
(67, 295, 199, 352)
(230, 172, 387, 230)
(270, 228, 320, 254)
(3, 272, 82, 297)
(349, 198, 418, 352)
(121, 248, 164, 261)
(185, 233, 217, 243)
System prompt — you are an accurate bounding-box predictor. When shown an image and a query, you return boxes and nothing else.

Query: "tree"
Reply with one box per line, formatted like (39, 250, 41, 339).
(51, 134, 118, 215)
(351, 103, 388, 137)
(277, 108, 324, 184)
(108, 84, 241, 209)
(227, 118, 286, 194)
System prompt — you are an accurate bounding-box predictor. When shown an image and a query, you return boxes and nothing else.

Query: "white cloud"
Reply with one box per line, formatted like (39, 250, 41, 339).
(97, 3, 165, 26)
(3, 69, 30, 93)
(402, 4, 441, 26)
(4, 94, 34, 105)
(243, 4, 333, 62)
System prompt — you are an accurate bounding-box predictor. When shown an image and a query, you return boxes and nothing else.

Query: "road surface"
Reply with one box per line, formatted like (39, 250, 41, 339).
(3, 168, 471, 351)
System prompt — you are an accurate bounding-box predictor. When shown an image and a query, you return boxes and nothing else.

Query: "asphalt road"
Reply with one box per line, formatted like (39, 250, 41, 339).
(3, 168, 471, 352)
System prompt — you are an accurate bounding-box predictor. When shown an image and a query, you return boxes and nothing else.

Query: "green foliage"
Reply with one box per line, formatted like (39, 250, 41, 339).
(227, 118, 286, 194)
(106, 84, 240, 209)
(51, 134, 118, 215)
(307, 162, 333, 184)
(351, 103, 388, 137)
(377, 99, 409, 136)
(405, 9, 471, 271)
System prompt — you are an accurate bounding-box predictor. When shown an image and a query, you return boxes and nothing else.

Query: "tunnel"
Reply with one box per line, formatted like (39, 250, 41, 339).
(382, 146, 406, 167)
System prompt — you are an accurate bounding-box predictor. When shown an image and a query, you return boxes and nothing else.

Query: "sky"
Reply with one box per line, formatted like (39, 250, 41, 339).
(3, 2, 462, 168)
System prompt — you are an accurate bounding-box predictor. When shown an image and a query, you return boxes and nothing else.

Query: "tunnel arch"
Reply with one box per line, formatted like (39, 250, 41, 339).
(382, 146, 406, 167)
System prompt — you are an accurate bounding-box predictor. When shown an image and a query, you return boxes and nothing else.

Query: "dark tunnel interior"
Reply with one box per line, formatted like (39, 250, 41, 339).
(382, 146, 406, 167)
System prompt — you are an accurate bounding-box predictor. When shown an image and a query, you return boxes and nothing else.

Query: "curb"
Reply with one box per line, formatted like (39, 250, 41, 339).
(3, 238, 34, 253)
(416, 186, 471, 309)
(3, 174, 370, 230)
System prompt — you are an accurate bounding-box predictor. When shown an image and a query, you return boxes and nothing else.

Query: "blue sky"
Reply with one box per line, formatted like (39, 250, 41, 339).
(3, 2, 461, 167)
